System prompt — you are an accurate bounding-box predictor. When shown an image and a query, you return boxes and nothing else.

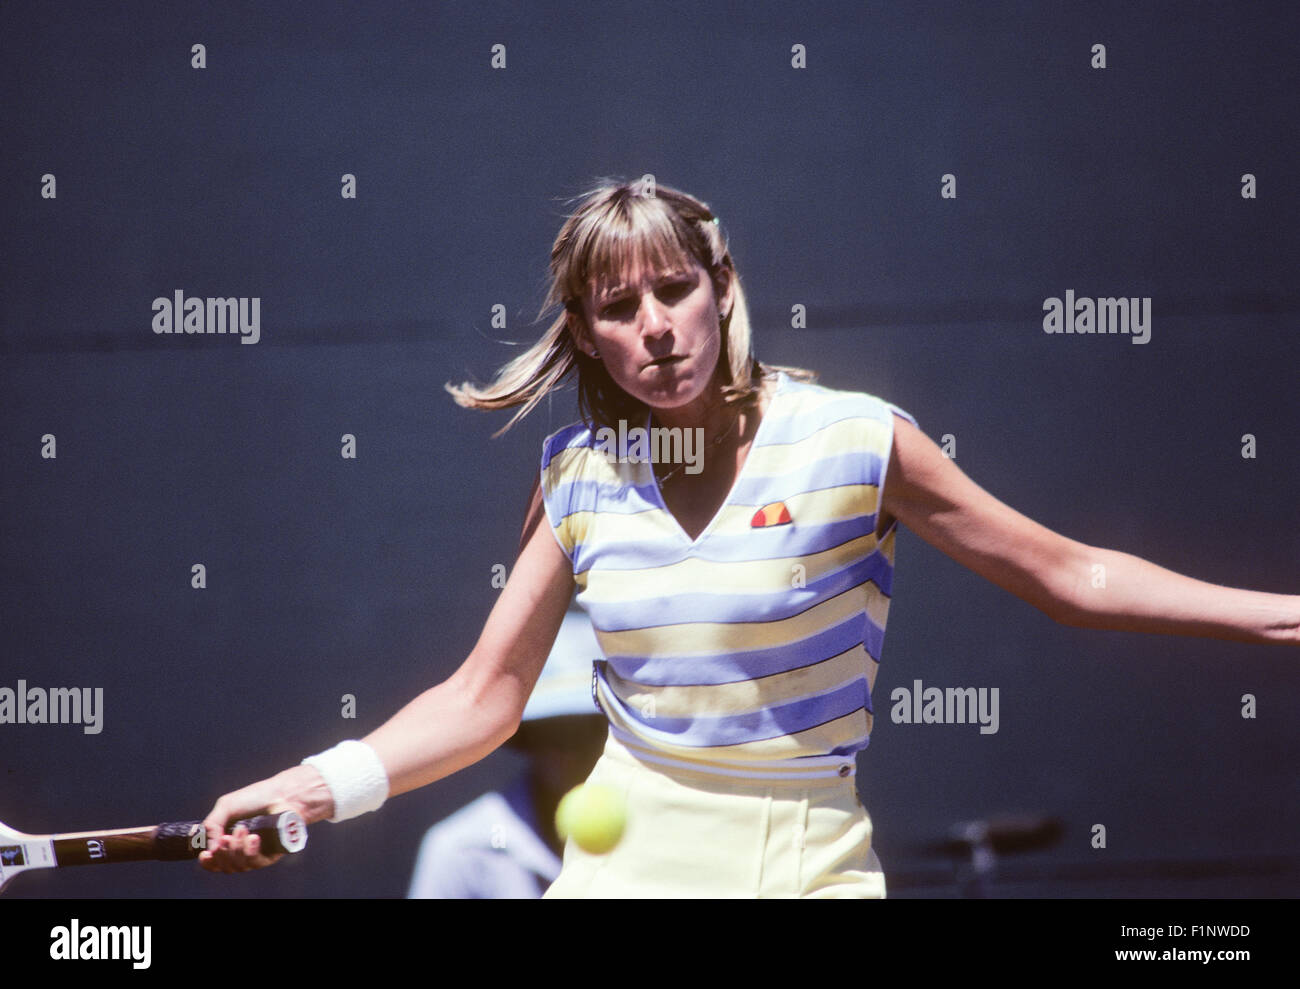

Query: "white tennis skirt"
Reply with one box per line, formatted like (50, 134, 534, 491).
(543, 731, 886, 899)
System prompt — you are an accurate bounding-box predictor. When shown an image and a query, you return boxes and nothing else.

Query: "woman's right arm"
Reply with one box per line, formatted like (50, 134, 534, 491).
(199, 481, 574, 872)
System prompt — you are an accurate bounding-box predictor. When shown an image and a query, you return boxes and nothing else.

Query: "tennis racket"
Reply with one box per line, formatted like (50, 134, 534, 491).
(0, 810, 307, 893)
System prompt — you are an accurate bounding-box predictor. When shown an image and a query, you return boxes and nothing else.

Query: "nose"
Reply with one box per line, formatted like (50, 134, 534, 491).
(639, 291, 671, 338)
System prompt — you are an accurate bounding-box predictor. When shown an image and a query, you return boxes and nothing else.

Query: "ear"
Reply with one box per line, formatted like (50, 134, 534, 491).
(565, 304, 594, 356)
(713, 266, 736, 321)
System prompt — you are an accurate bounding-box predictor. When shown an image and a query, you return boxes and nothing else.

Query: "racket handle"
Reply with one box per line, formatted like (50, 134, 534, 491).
(153, 811, 309, 860)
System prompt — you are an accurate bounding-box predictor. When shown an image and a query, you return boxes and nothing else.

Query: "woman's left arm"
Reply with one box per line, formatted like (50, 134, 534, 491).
(882, 415, 1300, 646)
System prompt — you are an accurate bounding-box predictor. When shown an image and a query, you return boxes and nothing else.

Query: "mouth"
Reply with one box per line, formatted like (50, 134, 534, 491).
(643, 354, 685, 370)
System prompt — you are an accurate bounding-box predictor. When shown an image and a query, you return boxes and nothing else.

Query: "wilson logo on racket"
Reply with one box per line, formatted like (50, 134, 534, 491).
(750, 502, 792, 528)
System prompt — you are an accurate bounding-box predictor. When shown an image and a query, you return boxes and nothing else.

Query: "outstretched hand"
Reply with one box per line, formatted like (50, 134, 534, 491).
(200, 765, 333, 874)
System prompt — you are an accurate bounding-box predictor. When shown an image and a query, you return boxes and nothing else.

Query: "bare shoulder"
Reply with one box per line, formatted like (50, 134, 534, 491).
(881, 411, 1013, 532)
(883, 414, 947, 501)
(876, 412, 936, 538)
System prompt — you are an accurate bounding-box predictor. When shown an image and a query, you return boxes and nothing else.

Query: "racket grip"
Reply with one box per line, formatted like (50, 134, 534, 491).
(153, 811, 309, 860)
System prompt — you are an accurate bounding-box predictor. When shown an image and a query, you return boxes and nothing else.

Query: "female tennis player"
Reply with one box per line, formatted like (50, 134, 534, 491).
(200, 181, 1298, 896)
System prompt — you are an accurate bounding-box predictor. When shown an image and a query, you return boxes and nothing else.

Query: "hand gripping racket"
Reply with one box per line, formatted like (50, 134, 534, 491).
(0, 811, 307, 893)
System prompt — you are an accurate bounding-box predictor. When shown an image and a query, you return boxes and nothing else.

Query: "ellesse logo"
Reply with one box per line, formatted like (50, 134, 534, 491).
(750, 502, 792, 527)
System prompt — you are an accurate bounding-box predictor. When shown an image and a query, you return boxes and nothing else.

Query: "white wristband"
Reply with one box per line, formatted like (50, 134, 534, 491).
(302, 740, 390, 822)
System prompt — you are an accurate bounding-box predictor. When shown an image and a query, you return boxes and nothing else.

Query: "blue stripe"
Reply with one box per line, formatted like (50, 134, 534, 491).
(582, 553, 893, 631)
(540, 422, 593, 469)
(550, 478, 661, 517)
(602, 613, 871, 684)
(602, 676, 869, 747)
(687, 517, 889, 569)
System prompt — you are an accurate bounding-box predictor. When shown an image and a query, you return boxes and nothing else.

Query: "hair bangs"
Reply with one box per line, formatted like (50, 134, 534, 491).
(563, 195, 702, 309)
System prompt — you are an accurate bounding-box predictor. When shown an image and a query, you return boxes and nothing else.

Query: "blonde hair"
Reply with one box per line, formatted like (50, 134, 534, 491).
(447, 180, 813, 434)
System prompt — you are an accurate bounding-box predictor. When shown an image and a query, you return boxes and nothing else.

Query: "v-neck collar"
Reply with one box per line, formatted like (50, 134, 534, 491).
(645, 372, 786, 548)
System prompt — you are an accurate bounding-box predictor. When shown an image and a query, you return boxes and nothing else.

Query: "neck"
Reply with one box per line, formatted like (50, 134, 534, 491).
(649, 381, 736, 442)
(649, 381, 774, 490)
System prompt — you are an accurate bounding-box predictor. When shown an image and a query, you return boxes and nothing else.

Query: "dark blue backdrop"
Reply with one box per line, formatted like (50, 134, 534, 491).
(2, 0, 1296, 898)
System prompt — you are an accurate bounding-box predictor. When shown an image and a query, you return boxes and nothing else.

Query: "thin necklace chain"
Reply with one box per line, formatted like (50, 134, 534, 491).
(653, 406, 743, 486)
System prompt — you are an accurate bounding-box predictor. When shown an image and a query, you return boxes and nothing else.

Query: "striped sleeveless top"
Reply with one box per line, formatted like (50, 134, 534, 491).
(540, 372, 917, 781)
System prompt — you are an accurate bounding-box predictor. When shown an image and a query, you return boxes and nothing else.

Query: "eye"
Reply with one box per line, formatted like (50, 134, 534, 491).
(656, 280, 692, 303)
(599, 297, 637, 320)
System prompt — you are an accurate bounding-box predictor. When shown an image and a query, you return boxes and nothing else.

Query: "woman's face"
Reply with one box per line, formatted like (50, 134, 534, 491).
(577, 255, 733, 415)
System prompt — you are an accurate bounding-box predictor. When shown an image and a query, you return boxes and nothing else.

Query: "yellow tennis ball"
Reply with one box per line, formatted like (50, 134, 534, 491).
(555, 783, 626, 854)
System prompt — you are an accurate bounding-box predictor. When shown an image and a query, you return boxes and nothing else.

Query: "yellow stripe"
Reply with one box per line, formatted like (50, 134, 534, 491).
(780, 385, 873, 418)
(542, 446, 583, 497)
(542, 443, 636, 496)
(743, 415, 892, 478)
(553, 517, 580, 556)
(603, 643, 870, 719)
(706, 482, 879, 532)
